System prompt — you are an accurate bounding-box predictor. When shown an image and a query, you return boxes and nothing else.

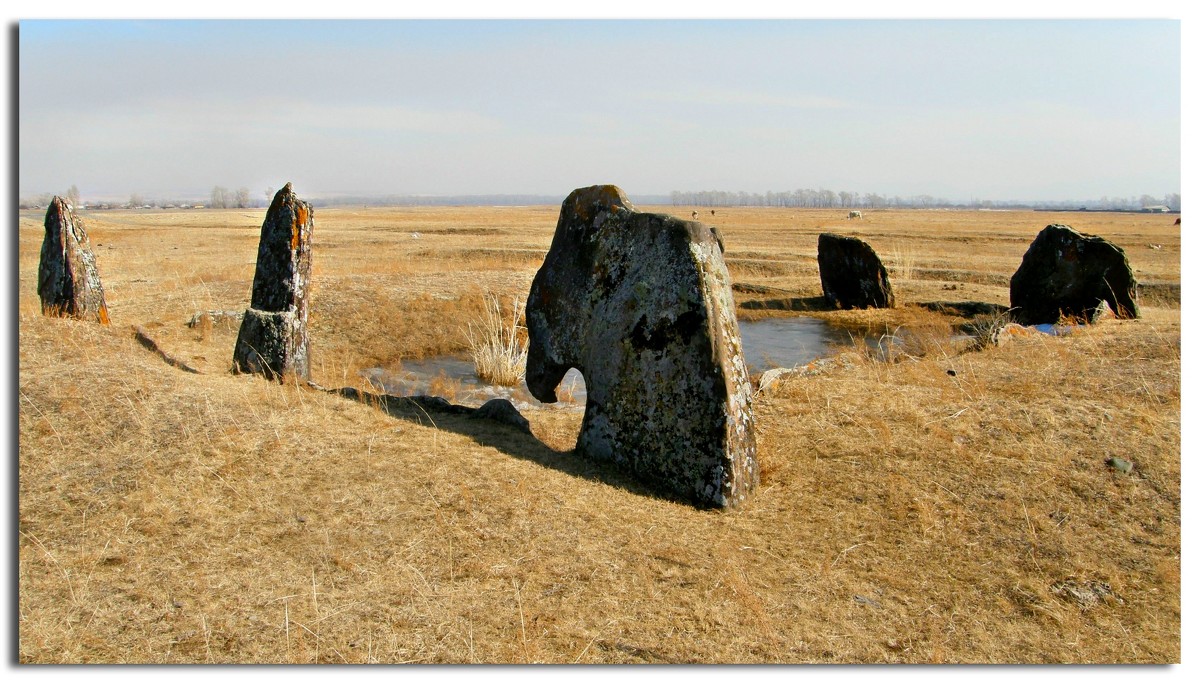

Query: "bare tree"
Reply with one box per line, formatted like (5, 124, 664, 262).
(65, 184, 81, 209)
(210, 186, 229, 209)
(235, 187, 251, 209)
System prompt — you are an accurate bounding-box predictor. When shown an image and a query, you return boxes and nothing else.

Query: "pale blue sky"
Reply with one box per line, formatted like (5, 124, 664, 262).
(18, 18, 1181, 202)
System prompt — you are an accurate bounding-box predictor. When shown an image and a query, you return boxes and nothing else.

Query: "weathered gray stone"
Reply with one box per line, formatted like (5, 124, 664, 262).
(470, 398, 532, 433)
(524, 184, 757, 509)
(756, 367, 796, 393)
(1106, 457, 1134, 474)
(817, 233, 895, 309)
(232, 183, 313, 381)
(1009, 224, 1139, 325)
(37, 197, 110, 324)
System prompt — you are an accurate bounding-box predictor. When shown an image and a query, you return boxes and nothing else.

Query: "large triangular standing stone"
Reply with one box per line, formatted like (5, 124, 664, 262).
(37, 196, 110, 324)
(232, 183, 313, 381)
(1009, 224, 1139, 325)
(524, 184, 758, 509)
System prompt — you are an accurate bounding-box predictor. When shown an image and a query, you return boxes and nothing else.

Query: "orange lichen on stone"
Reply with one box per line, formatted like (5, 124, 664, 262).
(97, 304, 110, 326)
(293, 205, 309, 250)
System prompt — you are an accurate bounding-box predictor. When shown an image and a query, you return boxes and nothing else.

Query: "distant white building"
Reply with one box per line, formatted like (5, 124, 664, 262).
(1142, 205, 1170, 213)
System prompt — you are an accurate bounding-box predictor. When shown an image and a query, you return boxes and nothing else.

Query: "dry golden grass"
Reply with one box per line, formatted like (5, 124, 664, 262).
(16, 204, 1179, 663)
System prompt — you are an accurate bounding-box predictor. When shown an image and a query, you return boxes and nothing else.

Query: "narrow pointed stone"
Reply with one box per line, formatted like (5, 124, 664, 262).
(37, 196, 110, 324)
(232, 183, 313, 381)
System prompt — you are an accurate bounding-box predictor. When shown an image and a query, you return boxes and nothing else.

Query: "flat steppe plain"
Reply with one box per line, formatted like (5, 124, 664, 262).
(17, 205, 1180, 663)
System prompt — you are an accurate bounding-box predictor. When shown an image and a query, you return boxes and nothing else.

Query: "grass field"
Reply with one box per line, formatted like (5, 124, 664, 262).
(16, 203, 1180, 663)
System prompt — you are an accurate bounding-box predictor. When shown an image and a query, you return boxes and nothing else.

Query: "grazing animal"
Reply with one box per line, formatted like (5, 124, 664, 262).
(711, 209, 716, 216)
(1175, 217, 1181, 225)
(691, 210, 699, 219)
(848, 210, 862, 219)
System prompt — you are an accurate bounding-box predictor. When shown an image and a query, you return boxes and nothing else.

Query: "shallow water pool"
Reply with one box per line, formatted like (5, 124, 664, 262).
(364, 315, 858, 410)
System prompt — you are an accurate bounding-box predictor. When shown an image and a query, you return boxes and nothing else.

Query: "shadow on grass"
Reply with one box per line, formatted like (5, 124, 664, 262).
(738, 295, 831, 313)
(915, 301, 1010, 318)
(740, 295, 1011, 320)
(327, 386, 688, 507)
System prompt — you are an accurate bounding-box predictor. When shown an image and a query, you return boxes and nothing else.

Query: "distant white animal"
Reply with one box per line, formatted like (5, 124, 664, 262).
(1149, 243, 1162, 250)
(848, 210, 862, 219)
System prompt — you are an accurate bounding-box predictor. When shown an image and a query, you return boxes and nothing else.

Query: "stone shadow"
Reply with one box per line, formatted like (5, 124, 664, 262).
(915, 301, 1010, 318)
(327, 386, 693, 507)
(738, 295, 831, 313)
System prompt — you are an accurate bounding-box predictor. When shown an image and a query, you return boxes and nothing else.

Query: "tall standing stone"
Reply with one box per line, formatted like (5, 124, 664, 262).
(524, 185, 758, 509)
(817, 233, 895, 309)
(232, 183, 313, 381)
(1010, 224, 1139, 325)
(37, 197, 110, 324)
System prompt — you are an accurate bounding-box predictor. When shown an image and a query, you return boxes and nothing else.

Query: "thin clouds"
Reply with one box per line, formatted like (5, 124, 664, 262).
(640, 89, 854, 110)
(17, 19, 1180, 201)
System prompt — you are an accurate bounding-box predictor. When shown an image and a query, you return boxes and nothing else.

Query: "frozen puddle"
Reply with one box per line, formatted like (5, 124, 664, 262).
(362, 360, 587, 413)
(738, 316, 860, 375)
(364, 316, 860, 411)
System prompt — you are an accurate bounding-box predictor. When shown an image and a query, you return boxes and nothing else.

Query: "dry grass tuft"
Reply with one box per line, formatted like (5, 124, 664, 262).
(464, 294, 529, 387)
(888, 241, 916, 281)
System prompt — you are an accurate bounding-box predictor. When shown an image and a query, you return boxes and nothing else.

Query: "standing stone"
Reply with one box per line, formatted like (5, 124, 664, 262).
(817, 233, 895, 309)
(1009, 224, 1139, 325)
(525, 184, 757, 509)
(37, 197, 110, 325)
(232, 183, 313, 381)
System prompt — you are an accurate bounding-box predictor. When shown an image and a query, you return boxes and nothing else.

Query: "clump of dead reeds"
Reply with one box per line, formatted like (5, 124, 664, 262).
(962, 311, 1014, 350)
(888, 242, 916, 281)
(465, 294, 528, 386)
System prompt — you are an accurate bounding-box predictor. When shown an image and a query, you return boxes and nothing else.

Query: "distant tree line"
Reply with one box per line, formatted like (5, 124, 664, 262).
(18, 185, 1179, 213)
(670, 189, 1181, 212)
(208, 186, 257, 209)
(17, 184, 273, 211)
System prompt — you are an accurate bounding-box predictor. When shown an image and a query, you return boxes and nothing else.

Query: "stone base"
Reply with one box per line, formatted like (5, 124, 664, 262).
(231, 308, 309, 381)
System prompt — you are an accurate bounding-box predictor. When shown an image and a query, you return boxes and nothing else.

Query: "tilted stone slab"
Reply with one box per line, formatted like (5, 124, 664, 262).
(1009, 224, 1139, 325)
(232, 183, 313, 380)
(817, 233, 895, 309)
(525, 184, 758, 509)
(37, 196, 110, 324)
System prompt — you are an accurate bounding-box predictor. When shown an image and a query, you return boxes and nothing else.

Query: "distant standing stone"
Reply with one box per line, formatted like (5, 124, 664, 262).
(1009, 224, 1139, 325)
(232, 183, 314, 381)
(525, 184, 757, 509)
(817, 233, 895, 309)
(38, 196, 110, 324)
